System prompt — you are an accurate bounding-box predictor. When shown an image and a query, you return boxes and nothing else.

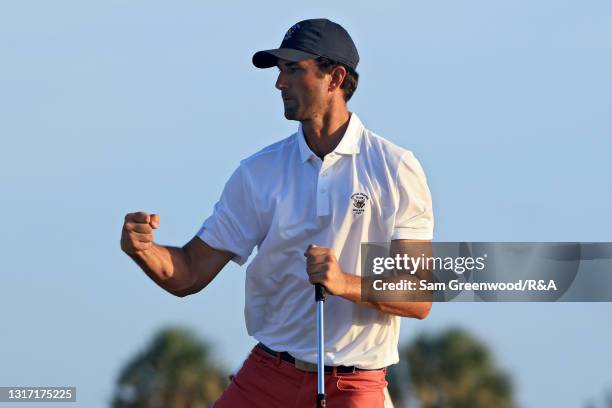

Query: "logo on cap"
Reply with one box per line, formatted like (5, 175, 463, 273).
(283, 23, 301, 41)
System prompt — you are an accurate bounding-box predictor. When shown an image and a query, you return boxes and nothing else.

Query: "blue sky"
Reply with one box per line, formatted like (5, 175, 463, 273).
(1, 1, 611, 407)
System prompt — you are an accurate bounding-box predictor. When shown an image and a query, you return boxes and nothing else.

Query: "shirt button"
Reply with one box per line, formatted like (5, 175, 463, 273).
(320, 189, 327, 194)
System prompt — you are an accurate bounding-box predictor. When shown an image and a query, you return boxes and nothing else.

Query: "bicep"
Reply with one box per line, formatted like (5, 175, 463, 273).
(175, 236, 235, 296)
(390, 239, 434, 283)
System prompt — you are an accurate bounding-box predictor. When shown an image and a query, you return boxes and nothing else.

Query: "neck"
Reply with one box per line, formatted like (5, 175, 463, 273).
(301, 106, 351, 159)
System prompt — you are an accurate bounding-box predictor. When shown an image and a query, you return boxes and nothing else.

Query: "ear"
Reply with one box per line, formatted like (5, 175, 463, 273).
(328, 65, 347, 92)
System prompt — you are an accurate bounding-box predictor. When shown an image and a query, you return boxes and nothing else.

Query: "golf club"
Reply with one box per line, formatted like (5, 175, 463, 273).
(315, 283, 326, 408)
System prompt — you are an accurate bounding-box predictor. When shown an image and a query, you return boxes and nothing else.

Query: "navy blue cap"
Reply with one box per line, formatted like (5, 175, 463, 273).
(252, 19, 359, 70)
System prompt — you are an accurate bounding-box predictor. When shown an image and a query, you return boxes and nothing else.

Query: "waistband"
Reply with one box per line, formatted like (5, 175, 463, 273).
(256, 342, 384, 374)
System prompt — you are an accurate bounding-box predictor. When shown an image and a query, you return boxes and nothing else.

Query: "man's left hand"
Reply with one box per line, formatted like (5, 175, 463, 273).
(304, 244, 348, 296)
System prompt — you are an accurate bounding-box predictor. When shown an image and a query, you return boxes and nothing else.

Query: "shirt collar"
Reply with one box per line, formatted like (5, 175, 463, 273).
(297, 112, 364, 163)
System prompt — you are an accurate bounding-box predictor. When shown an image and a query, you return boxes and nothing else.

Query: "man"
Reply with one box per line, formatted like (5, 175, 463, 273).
(121, 18, 434, 407)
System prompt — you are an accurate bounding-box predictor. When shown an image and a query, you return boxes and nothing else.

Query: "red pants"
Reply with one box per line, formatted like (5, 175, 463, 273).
(214, 345, 388, 408)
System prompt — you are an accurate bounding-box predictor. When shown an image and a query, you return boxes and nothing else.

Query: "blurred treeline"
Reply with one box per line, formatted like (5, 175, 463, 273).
(110, 326, 604, 408)
(387, 328, 513, 408)
(111, 328, 227, 408)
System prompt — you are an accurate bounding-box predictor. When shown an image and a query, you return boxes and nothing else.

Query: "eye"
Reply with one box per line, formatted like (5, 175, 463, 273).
(277, 65, 298, 74)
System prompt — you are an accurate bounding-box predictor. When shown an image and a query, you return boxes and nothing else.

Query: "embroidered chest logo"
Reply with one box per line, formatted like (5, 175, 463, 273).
(351, 193, 369, 215)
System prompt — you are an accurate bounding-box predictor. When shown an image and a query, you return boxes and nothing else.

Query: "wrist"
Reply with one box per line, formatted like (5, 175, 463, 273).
(338, 272, 361, 302)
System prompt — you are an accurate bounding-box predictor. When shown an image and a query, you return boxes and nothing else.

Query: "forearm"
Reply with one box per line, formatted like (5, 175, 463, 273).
(128, 243, 195, 294)
(339, 273, 432, 319)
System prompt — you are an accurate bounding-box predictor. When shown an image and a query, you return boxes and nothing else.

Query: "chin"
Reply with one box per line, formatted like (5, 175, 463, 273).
(283, 109, 299, 121)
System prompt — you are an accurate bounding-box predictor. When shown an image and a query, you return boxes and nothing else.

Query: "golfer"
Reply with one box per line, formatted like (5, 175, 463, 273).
(121, 18, 434, 407)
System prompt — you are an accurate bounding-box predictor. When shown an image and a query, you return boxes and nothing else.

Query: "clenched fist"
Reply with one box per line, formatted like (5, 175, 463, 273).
(304, 244, 348, 296)
(121, 212, 160, 255)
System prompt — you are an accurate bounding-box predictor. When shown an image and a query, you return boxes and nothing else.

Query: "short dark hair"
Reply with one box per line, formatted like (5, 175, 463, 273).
(315, 57, 359, 102)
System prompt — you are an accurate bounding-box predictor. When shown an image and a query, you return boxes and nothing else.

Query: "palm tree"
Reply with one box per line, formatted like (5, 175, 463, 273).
(111, 327, 228, 408)
(388, 328, 515, 408)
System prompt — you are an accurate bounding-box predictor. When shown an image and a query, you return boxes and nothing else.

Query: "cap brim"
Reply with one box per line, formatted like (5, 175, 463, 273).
(252, 48, 319, 68)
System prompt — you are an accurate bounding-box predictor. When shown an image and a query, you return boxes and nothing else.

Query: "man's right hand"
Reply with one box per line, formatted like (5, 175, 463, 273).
(121, 212, 161, 255)
(120, 211, 232, 297)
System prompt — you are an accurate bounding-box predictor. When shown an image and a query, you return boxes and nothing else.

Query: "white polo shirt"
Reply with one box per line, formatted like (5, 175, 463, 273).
(198, 113, 434, 369)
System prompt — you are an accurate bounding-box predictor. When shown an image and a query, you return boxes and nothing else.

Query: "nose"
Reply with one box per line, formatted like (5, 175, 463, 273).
(275, 71, 288, 90)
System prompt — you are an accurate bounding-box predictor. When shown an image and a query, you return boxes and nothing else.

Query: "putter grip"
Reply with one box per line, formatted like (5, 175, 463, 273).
(317, 393, 326, 407)
(315, 284, 326, 302)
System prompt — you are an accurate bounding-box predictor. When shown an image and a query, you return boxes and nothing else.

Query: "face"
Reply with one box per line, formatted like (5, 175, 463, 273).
(275, 59, 330, 121)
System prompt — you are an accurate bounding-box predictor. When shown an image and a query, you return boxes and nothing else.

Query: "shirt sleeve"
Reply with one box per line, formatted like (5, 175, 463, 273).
(391, 151, 434, 241)
(197, 163, 264, 265)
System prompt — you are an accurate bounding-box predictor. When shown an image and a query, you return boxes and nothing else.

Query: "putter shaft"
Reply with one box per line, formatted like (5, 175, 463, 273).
(316, 284, 326, 408)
